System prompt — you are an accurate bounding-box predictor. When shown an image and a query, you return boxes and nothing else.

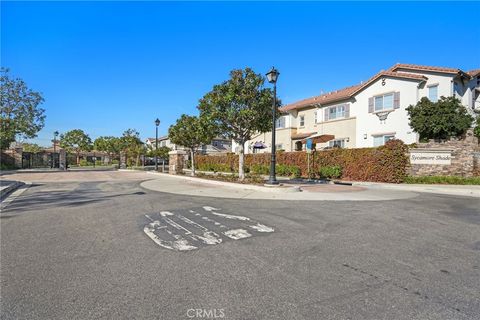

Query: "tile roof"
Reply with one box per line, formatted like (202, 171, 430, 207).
(280, 85, 361, 112)
(291, 132, 316, 140)
(389, 63, 462, 74)
(280, 70, 427, 112)
(146, 136, 168, 142)
(467, 69, 480, 77)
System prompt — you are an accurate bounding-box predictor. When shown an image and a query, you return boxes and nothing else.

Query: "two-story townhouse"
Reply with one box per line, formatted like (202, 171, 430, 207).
(147, 136, 232, 155)
(238, 63, 479, 153)
(145, 136, 176, 150)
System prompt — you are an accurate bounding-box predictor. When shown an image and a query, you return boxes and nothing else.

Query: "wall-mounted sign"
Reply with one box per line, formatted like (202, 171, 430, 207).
(409, 149, 452, 165)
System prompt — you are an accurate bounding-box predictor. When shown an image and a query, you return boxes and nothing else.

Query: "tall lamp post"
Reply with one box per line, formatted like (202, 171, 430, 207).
(52, 131, 59, 168)
(155, 118, 160, 171)
(266, 67, 280, 185)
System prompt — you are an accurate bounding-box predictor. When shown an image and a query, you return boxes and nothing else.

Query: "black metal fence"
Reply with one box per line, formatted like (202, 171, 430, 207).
(21, 152, 59, 169)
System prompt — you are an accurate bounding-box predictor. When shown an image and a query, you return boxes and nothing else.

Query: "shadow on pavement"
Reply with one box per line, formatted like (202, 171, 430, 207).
(1, 188, 145, 216)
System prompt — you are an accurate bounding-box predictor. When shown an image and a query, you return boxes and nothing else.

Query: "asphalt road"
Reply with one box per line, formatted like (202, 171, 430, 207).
(1, 171, 479, 320)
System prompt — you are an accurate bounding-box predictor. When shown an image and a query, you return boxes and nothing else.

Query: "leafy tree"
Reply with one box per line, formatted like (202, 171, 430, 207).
(168, 114, 215, 176)
(120, 129, 143, 167)
(22, 142, 43, 154)
(406, 96, 474, 140)
(474, 114, 480, 138)
(60, 129, 93, 165)
(198, 67, 280, 180)
(147, 145, 171, 160)
(0, 68, 46, 149)
(94, 136, 122, 164)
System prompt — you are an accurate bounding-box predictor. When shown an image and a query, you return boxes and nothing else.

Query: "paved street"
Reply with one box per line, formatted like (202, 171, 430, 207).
(1, 171, 479, 319)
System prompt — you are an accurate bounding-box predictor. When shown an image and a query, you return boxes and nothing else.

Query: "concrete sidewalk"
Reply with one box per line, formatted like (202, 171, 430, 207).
(0, 180, 24, 201)
(352, 181, 480, 198)
(141, 172, 417, 201)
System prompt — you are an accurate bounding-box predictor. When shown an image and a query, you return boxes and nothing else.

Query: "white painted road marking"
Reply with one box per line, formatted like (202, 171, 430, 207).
(250, 223, 275, 233)
(224, 229, 252, 240)
(143, 207, 275, 252)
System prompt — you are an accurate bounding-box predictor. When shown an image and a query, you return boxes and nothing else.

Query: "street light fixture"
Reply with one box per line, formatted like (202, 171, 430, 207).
(265, 66, 280, 185)
(155, 118, 160, 171)
(52, 130, 59, 168)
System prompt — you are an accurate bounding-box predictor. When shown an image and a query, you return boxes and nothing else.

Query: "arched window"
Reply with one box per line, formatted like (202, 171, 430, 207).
(295, 141, 303, 151)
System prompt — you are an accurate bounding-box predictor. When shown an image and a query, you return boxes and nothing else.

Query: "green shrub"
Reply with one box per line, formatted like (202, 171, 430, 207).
(0, 163, 16, 170)
(95, 160, 102, 166)
(276, 164, 301, 178)
(319, 165, 342, 179)
(111, 159, 119, 165)
(404, 176, 480, 185)
(79, 159, 88, 166)
(250, 164, 269, 175)
(474, 115, 480, 138)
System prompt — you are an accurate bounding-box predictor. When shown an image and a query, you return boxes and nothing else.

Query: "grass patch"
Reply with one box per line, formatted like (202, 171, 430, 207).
(404, 176, 480, 185)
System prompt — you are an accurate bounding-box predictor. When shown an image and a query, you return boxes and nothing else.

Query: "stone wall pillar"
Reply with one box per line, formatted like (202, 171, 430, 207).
(120, 152, 127, 169)
(13, 147, 23, 168)
(59, 149, 67, 170)
(408, 129, 479, 177)
(168, 150, 186, 175)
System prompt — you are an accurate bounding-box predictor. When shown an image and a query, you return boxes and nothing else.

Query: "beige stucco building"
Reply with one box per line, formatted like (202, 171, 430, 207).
(234, 63, 480, 154)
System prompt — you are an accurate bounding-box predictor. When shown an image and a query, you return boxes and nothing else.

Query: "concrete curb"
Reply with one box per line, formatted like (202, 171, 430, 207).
(0, 181, 31, 211)
(0, 181, 25, 202)
(146, 171, 301, 193)
(349, 181, 480, 198)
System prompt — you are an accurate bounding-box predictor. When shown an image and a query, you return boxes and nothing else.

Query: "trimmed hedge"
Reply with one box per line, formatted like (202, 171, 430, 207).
(195, 140, 409, 183)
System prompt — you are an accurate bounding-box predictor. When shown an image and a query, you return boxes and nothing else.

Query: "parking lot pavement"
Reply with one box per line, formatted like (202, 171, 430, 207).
(1, 171, 479, 319)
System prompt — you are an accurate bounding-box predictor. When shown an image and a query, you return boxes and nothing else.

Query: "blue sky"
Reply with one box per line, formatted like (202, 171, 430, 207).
(2, 1, 479, 146)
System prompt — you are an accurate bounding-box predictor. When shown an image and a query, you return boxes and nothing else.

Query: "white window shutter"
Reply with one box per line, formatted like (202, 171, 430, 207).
(324, 107, 329, 121)
(368, 97, 374, 113)
(344, 104, 350, 118)
(394, 92, 400, 109)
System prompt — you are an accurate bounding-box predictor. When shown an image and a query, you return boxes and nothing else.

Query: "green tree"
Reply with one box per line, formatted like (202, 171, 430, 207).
(120, 129, 143, 167)
(94, 136, 122, 164)
(0, 68, 46, 149)
(147, 145, 171, 160)
(474, 114, 480, 138)
(198, 67, 280, 180)
(60, 129, 93, 165)
(406, 96, 474, 140)
(168, 114, 215, 176)
(22, 142, 43, 154)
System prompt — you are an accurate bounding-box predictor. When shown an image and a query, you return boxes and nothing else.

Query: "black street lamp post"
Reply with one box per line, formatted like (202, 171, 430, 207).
(155, 118, 160, 171)
(52, 130, 59, 168)
(265, 67, 280, 185)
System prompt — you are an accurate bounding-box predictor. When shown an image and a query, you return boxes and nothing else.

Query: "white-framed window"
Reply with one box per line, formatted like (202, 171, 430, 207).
(373, 134, 395, 147)
(275, 116, 286, 129)
(314, 110, 318, 123)
(299, 115, 305, 127)
(328, 139, 345, 148)
(428, 85, 438, 102)
(329, 105, 346, 120)
(374, 93, 394, 112)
